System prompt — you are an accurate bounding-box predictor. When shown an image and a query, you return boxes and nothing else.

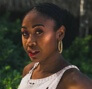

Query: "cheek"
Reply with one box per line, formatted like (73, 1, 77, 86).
(22, 37, 27, 50)
(38, 33, 57, 51)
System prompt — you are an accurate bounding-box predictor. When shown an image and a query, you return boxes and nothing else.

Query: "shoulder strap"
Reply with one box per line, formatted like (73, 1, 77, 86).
(49, 65, 79, 89)
(29, 62, 39, 74)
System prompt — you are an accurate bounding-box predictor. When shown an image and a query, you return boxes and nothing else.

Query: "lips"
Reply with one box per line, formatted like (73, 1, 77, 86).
(28, 50, 40, 57)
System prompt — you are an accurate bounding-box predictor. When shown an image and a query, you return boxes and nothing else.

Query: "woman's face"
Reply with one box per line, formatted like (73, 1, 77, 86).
(21, 11, 62, 62)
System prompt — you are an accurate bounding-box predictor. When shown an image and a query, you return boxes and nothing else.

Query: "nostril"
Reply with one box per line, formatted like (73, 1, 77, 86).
(27, 41, 36, 47)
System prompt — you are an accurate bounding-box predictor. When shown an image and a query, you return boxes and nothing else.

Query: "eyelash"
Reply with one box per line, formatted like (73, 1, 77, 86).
(21, 29, 43, 38)
(21, 32, 29, 38)
(35, 29, 43, 35)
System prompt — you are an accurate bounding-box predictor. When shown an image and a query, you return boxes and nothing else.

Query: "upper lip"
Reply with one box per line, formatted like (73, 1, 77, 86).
(27, 50, 40, 54)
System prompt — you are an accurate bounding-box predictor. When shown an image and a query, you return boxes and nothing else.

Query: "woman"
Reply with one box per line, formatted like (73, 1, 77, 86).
(18, 3, 92, 89)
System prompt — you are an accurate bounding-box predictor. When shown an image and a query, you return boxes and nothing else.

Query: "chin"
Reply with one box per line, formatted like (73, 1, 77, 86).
(30, 57, 40, 62)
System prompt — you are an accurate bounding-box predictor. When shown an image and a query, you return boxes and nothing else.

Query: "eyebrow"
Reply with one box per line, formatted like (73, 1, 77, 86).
(32, 24, 44, 28)
(21, 26, 27, 29)
(21, 24, 44, 30)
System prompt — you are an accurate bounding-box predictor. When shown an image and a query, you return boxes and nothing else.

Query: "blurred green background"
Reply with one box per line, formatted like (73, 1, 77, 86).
(0, 0, 92, 89)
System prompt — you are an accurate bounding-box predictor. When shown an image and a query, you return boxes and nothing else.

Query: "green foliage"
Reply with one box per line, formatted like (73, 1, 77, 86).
(0, 13, 29, 69)
(0, 65, 21, 89)
(0, 13, 30, 89)
(63, 35, 92, 78)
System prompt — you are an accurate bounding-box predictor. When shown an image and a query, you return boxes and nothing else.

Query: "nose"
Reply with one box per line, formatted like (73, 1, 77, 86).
(26, 35, 36, 47)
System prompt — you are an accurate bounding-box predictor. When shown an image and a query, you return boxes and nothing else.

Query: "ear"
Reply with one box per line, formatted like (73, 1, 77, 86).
(56, 25, 66, 40)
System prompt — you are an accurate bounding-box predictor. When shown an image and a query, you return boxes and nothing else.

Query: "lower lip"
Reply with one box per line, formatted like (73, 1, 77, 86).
(28, 51, 39, 57)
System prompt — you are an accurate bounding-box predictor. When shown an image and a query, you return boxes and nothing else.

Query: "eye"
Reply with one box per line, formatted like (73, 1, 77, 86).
(21, 31, 29, 38)
(35, 29, 43, 35)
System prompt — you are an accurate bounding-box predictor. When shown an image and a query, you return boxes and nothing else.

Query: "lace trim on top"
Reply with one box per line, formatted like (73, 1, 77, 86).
(27, 62, 79, 84)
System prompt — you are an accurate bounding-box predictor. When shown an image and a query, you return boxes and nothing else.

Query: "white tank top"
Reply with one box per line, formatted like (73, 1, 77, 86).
(18, 62, 79, 89)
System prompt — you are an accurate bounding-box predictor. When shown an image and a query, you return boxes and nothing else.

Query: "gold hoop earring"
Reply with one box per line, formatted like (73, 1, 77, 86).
(58, 40, 63, 53)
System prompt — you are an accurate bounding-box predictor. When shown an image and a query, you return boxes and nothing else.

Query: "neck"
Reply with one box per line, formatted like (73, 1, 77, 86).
(36, 52, 70, 74)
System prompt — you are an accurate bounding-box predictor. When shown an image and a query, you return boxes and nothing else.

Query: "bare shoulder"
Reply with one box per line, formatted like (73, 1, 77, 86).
(22, 62, 35, 77)
(57, 68, 92, 89)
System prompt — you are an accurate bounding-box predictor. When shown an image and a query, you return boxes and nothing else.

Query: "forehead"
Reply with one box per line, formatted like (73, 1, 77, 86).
(22, 10, 55, 27)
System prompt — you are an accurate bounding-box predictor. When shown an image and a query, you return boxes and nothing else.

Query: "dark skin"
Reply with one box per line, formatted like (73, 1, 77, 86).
(21, 10, 92, 89)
